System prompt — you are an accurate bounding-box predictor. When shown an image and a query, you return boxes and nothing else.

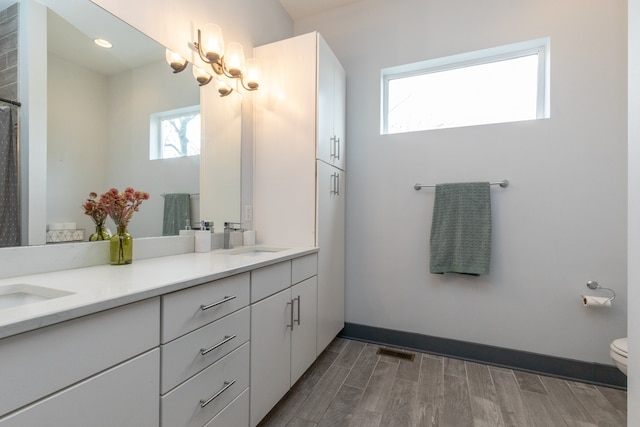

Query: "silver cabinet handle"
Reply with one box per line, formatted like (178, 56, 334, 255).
(330, 136, 337, 159)
(286, 300, 294, 330)
(200, 334, 237, 356)
(336, 137, 341, 160)
(200, 295, 237, 311)
(331, 173, 339, 195)
(294, 295, 301, 326)
(200, 380, 236, 408)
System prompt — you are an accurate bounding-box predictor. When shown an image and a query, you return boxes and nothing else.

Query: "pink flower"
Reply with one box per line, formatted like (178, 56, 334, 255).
(98, 187, 150, 230)
(82, 192, 107, 226)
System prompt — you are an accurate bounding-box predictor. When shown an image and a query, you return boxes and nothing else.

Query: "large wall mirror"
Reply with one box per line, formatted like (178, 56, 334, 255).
(1, 0, 241, 247)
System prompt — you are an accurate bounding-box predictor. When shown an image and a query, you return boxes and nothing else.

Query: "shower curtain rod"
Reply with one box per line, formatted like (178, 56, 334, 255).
(414, 179, 509, 190)
(0, 97, 21, 107)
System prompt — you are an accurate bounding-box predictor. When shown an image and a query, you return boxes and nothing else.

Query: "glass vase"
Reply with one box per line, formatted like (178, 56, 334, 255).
(110, 226, 132, 265)
(89, 224, 110, 241)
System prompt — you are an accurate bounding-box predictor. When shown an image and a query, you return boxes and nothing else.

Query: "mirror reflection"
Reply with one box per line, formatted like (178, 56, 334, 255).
(46, 2, 200, 240)
(0, 0, 243, 247)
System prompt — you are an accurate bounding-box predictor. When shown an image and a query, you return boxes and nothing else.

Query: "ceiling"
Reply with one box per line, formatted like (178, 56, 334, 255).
(279, 0, 362, 20)
(47, 6, 163, 76)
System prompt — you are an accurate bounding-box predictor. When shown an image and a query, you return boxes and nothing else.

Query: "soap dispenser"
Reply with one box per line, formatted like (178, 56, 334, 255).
(194, 220, 212, 253)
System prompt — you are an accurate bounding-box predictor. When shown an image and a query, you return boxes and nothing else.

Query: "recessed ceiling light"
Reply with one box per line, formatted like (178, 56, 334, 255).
(93, 38, 112, 48)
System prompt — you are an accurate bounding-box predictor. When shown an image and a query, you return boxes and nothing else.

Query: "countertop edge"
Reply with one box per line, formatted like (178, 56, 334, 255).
(0, 247, 319, 340)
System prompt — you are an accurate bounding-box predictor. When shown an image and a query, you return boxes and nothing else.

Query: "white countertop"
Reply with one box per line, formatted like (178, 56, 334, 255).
(0, 247, 318, 340)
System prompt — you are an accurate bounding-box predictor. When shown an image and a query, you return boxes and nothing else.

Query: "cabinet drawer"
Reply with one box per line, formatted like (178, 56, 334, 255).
(161, 307, 250, 394)
(204, 388, 249, 427)
(161, 342, 250, 427)
(0, 298, 159, 417)
(162, 272, 250, 343)
(0, 349, 160, 427)
(292, 253, 318, 284)
(251, 260, 291, 303)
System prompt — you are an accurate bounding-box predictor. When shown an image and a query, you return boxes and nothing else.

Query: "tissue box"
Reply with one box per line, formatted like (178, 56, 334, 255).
(46, 229, 84, 243)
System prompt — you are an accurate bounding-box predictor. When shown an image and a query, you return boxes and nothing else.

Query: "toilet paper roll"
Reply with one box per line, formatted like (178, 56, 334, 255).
(582, 295, 611, 307)
(48, 223, 64, 231)
(63, 222, 77, 230)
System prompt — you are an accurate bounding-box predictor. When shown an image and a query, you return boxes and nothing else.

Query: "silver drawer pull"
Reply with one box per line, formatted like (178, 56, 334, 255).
(200, 295, 237, 311)
(199, 380, 236, 408)
(286, 301, 294, 330)
(294, 295, 301, 326)
(200, 334, 237, 356)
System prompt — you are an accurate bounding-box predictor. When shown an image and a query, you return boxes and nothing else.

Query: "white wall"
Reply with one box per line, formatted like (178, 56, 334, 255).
(47, 52, 109, 231)
(628, 0, 638, 422)
(295, 0, 628, 365)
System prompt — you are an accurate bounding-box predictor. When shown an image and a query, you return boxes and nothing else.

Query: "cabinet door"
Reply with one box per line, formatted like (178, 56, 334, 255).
(290, 276, 318, 385)
(0, 298, 159, 417)
(317, 35, 334, 166)
(317, 35, 346, 171)
(250, 289, 292, 427)
(0, 350, 159, 427)
(316, 162, 346, 354)
(332, 59, 346, 171)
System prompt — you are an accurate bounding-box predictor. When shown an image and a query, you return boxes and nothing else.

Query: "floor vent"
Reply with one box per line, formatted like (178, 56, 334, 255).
(377, 347, 415, 362)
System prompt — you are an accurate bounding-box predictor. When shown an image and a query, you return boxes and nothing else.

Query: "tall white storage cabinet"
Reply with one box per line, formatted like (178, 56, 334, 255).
(254, 31, 346, 356)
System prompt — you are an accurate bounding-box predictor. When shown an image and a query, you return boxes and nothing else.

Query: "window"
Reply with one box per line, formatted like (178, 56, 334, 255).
(150, 106, 201, 160)
(381, 38, 549, 134)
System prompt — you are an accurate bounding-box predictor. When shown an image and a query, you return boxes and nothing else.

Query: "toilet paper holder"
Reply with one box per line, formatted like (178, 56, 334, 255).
(585, 280, 616, 302)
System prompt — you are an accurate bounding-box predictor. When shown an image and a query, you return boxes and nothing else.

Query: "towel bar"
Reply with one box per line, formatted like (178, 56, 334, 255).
(414, 179, 509, 191)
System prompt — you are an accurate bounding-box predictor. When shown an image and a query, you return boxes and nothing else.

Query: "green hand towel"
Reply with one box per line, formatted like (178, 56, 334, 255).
(162, 193, 191, 236)
(430, 182, 491, 275)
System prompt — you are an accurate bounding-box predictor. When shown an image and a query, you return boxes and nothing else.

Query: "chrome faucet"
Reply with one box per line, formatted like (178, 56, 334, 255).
(224, 222, 245, 249)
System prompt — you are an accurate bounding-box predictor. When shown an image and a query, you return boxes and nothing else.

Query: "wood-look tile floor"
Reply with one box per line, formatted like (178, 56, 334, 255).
(257, 338, 627, 427)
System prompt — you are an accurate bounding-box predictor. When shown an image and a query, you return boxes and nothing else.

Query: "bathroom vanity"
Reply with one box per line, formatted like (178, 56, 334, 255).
(0, 248, 319, 427)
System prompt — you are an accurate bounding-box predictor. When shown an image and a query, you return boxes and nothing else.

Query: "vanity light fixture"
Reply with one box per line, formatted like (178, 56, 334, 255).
(193, 23, 261, 94)
(93, 38, 112, 48)
(165, 49, 188, 73)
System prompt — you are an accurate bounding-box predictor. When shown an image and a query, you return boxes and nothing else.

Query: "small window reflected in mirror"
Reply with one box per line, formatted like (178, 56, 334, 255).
(150, 106, 201, 159)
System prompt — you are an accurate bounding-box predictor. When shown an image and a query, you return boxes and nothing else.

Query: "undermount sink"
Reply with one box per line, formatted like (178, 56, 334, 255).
(225, 246, 288, 256)
(0, 284, 74, 310)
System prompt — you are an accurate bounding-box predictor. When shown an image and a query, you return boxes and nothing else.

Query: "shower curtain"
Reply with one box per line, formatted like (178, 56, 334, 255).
(0, 106, 19, 247)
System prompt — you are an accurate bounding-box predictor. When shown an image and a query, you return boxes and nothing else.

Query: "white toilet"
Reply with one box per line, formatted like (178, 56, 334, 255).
(610, 338, 628, 375)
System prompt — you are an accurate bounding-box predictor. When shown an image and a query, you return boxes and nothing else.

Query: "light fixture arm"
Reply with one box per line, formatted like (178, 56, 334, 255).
(195, 29, 224, 76)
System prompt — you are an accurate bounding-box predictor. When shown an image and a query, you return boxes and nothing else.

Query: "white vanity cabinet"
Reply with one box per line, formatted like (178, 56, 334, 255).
(0, 249, 319, 427)
(254, 31, 346, 357)
(250, 254, 318, 427)
(0, 298, 160, 425)
(160, 273, 251, 427)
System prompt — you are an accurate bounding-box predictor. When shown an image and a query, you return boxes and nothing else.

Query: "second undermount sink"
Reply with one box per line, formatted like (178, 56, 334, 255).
(225, 246, 288, 256)
(0, 284, 74, 310)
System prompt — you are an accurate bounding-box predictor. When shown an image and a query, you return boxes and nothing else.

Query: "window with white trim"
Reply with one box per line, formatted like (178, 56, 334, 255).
(150, 106, 201, 160)
(381, 38, 550, 134)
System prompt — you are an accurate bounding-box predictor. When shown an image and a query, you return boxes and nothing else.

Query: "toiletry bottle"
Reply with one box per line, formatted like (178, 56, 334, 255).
(195, 221, 211, 253)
